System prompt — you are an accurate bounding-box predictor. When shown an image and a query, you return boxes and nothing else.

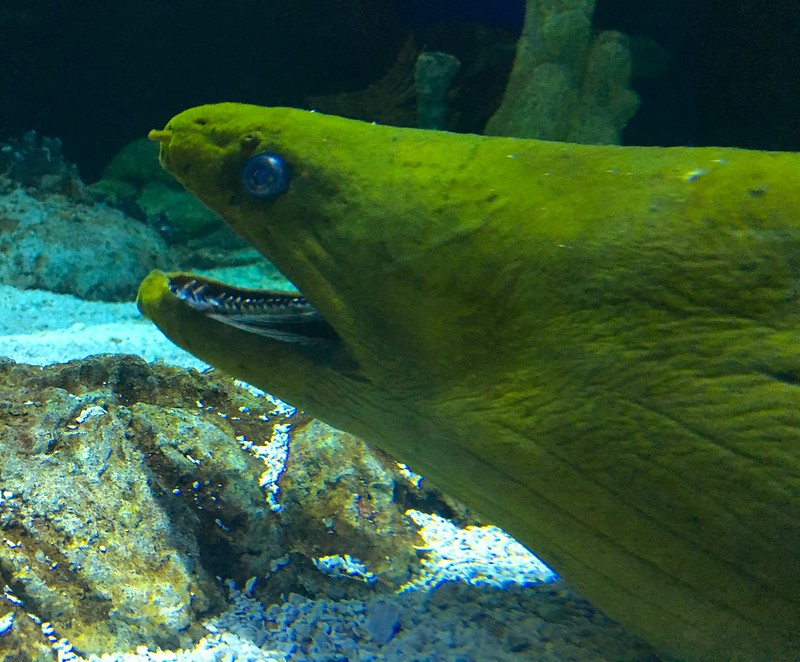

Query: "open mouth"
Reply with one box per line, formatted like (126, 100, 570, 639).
(167, 273, 339, 348)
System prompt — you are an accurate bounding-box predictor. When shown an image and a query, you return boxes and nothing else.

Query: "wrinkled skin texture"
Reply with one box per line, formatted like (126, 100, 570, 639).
(139, 103, 800, 661)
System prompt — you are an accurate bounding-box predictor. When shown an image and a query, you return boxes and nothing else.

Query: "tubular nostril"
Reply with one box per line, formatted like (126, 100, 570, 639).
(148, 129, 173, 144)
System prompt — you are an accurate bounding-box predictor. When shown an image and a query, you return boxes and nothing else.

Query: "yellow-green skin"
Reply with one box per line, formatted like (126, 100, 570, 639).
(138, 103, 800, 661)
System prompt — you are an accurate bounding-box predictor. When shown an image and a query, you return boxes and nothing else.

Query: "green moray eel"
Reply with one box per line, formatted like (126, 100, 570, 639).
(138, 103, 800, 661)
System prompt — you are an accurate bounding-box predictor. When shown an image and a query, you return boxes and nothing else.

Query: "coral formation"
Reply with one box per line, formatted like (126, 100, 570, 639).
(277, 419, 421, 590)
(485, 0, 639, 143)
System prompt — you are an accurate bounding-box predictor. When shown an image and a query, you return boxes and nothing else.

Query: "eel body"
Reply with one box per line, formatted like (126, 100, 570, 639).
(138, 103, 800, 661)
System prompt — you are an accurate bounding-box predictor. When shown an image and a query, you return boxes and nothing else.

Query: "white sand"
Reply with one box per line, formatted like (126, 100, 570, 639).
(0, 284, 207, 368)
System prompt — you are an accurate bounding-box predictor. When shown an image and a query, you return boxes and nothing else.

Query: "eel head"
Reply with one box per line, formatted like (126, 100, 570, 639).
(139, 103, 800, 661)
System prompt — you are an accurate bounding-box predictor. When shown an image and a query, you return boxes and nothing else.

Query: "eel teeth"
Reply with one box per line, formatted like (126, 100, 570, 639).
(168, 274, 340, 348)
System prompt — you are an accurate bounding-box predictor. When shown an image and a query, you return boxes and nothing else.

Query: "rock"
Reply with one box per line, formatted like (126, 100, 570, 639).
(0, 130, 88, 201)
(0, 188, 170, 301)
(277, 419, 421, 592)
(0, 354, 427, 654)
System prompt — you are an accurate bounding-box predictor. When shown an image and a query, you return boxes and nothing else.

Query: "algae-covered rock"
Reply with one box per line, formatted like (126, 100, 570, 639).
(0, 187, 169, 301)
(0, 354, 426, 655)
(91, 139, 222, 241)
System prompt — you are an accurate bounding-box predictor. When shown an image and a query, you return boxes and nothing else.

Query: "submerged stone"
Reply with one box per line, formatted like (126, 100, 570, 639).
(0, 354, 425, 654)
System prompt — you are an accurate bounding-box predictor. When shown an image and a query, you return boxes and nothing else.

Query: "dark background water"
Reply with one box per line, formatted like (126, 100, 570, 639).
(1, 0, 798, 180)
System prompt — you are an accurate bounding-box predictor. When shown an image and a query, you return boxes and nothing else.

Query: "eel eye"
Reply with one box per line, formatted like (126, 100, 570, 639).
(242, 152, 290, 200)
